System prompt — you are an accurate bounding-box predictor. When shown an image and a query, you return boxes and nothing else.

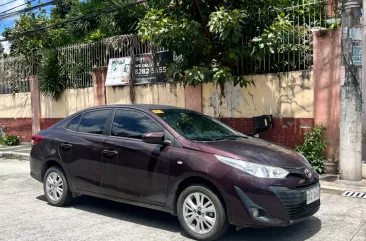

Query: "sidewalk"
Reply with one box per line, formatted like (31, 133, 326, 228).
(320, 174, 366, 194)
(0, 143, 31, 160)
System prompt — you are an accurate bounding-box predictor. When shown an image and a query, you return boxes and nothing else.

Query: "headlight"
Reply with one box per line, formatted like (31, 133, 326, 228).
(215, 155, 289, 178)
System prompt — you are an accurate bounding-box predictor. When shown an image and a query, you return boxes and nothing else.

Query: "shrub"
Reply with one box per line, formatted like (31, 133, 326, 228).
(38, 49, 67, 101)
(3, 135, 20, 146)
(295, 125, 328, 174)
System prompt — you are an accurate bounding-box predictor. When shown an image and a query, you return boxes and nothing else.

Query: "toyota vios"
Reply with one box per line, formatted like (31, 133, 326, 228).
(30, 105, 320, 241)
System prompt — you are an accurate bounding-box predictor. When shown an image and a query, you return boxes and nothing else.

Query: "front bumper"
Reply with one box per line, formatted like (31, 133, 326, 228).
(221, 166, 320, 227)
(270, 184, 320, 221)
(231, 182, 320, 227)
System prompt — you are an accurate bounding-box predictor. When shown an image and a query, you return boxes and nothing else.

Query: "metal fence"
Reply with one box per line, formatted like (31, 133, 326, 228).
(237, 0, 339, 75)
(0, 57, 34, 94)
(59, 35, 166, 88)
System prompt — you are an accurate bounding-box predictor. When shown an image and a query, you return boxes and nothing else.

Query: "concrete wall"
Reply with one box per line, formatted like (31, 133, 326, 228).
(106, 83, 185, 107)
(203, 71, 314, 118)
(0, 87, 94, 140)
(0, 92, 32, 118)
(201, 71, 314, 148)
(0, 72, 314, 146)
(41, 87, 94, 118)
(0, 87, 94, 119)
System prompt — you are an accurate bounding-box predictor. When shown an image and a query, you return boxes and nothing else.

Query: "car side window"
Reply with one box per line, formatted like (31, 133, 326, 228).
(67, 114, 82, 132)
(78, 110, 110, 135)
(111, 109, 163, 139)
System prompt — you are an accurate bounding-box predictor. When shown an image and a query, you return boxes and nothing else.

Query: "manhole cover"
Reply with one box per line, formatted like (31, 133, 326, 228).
(342, 191, 366, 198)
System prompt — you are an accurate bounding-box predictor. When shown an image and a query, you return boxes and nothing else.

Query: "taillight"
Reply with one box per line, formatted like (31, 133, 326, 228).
(31, 135, 44, 145)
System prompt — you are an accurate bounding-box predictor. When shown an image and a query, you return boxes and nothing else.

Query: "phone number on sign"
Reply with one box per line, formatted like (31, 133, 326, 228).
(135, 67, 167, 75)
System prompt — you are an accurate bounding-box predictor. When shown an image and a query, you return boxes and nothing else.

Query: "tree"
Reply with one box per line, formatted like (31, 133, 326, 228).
(2, 0, 77, 58)
(51, 0, 77, 19)
(137, 0, 323, 87)
(3, 0, 325, 82)
(2, 0, 151, 51)
(64, 0, 150, 42)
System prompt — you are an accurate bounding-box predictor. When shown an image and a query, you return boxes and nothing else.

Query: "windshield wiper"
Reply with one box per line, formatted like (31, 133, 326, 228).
(190, 134, 248, 142)
(213, 136, 236, 141)
(190, 137, 216, 141)
(226, 134, 249, 139)
(213, 135, 249, 141)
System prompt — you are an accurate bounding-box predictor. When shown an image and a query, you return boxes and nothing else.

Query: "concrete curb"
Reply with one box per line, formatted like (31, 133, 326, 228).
(319, 175, 366, 194)
(0, 152, 29, 161)
(319, 184, 352, 195)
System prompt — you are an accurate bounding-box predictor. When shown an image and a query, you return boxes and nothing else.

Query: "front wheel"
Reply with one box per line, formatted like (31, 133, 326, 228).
(177, 185, 229, 241)
(43, 166, 72, 206)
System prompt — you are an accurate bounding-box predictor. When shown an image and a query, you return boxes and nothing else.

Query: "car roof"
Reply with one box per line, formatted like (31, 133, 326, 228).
(52, 104, 190, 129)
(82, 104, 186, 112)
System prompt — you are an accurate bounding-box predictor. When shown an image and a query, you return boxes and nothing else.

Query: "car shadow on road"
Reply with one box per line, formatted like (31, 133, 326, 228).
(36, 195, 322, 240)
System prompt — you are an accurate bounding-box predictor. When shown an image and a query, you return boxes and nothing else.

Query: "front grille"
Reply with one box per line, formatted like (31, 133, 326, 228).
(296, 179, 319, 188)
(270, 183, 320, 220)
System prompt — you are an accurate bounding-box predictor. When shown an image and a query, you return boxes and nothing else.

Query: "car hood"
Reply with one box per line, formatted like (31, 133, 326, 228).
(197, 137, 310, 168)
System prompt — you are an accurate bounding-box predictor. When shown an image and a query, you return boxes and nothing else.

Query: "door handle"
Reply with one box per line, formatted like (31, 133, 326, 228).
(103, 150, 118, 158)
(60, 143, 72, 150)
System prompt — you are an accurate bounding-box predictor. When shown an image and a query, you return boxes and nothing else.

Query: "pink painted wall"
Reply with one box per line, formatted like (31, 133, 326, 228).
(92, 67, 107, 106)
(30, 75, 41, 135)
(184, 85, 202, 112)
(326, 0, 338, 18)
(313, 29, 341, 160)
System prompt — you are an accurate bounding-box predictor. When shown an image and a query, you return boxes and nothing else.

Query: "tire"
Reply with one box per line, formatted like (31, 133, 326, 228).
(177, 185, 229, 241)
(43, 166, 72, 206)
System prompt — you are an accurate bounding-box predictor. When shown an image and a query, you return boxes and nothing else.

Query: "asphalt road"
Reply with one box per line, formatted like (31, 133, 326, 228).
(1, 158, 366, 241)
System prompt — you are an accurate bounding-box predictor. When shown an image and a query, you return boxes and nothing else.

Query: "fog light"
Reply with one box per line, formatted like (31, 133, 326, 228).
(252, 209, 259, 218)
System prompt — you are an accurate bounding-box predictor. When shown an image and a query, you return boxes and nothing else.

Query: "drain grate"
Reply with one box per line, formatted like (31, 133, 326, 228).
(342, 191, 366, 198)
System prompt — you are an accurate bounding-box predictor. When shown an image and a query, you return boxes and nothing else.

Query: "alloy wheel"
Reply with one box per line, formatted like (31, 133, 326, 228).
(182, 192, 217, 234)
(45, 172, 63, 202)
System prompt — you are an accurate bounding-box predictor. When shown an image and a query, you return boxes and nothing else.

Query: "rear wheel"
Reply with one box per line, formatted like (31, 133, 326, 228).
(177, 185, 229, 241)
(43, 166, 72, 206)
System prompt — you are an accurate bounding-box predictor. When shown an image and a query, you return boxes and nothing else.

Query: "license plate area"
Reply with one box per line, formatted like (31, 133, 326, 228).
(306, 185, 320, 204)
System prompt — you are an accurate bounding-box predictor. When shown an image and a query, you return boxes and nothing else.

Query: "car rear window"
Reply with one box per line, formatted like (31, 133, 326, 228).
(111, 109, 163, 139)
(67, 114, 82, 132)
(78, 110, 110, 135)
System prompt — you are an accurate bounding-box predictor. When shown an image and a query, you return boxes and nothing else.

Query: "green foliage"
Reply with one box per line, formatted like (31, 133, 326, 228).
(137, 0, 324, 87)
(251, 14, 292, 56)
(295, 126, 328, 174)
(138, 6, 254, 87)
(2, 1, 76, 61)
(208, 7, 247, 46)
(3, 10, 50, 61)
(138, 9, 204, 57)
(38, 50, 67, 101)
(3, 135, 20, 146)
(2, 0, 328, 93)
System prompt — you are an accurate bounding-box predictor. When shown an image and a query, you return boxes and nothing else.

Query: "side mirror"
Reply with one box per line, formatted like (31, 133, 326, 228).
(142, 132, 171, 145)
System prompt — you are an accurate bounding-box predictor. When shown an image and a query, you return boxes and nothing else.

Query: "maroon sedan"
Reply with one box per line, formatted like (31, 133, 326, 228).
(30, 105, 320, 241)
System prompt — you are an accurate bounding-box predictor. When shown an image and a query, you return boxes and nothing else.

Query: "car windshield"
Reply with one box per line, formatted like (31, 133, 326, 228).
(152, 109, 246, 141)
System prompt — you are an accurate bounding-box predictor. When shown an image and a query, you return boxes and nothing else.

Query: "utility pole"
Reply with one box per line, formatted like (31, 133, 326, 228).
(362, 0, 366, 175)
(340, 0, 363, 181)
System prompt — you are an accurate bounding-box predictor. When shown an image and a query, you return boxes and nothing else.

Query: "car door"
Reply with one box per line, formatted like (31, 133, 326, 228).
(101, 108, 173, 206)
(59, 109, 112, 194)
